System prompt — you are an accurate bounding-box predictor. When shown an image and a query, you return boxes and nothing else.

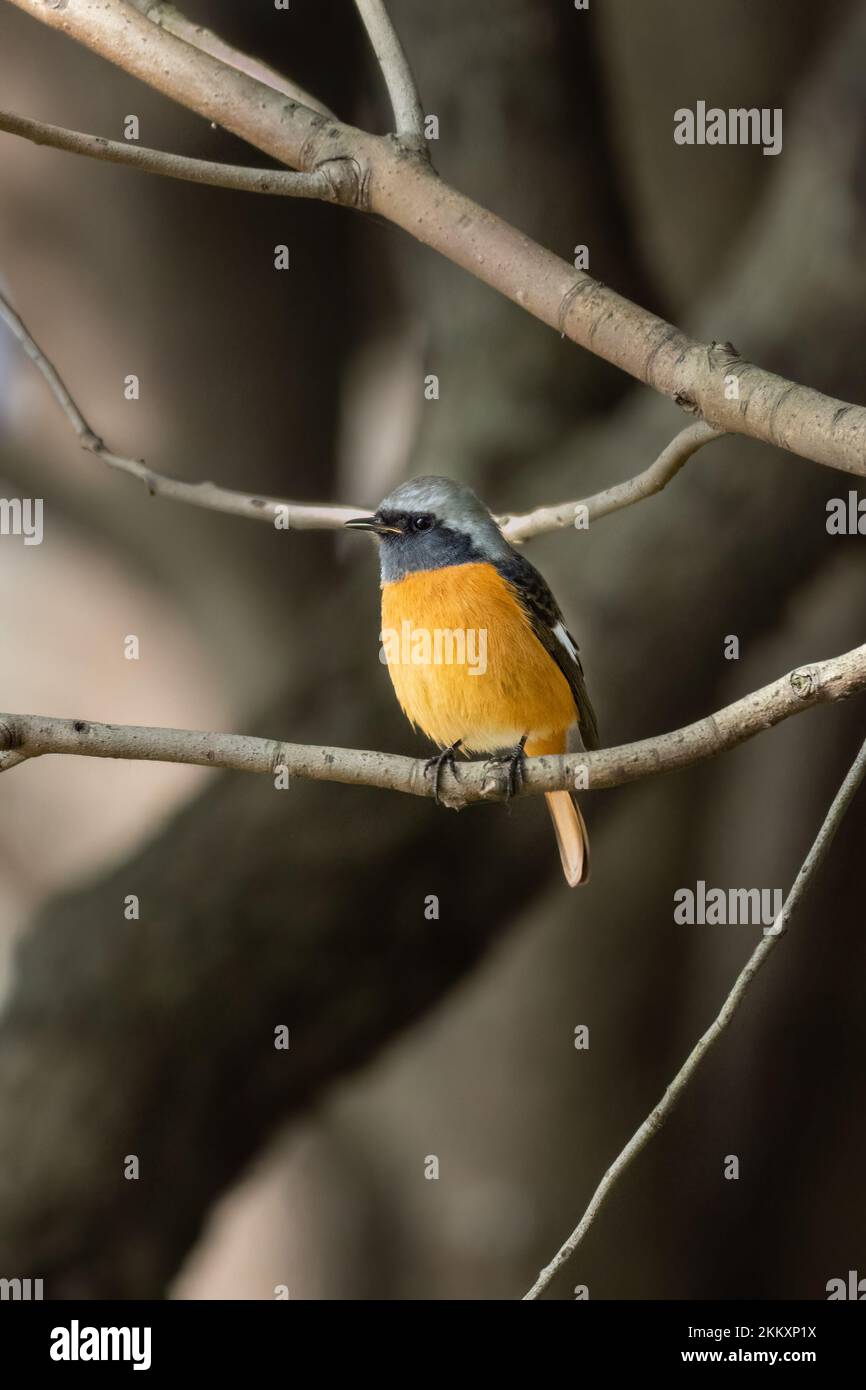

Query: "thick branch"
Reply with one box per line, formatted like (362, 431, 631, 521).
(7, 0, 866, 476)
(5, 0, 378, 188)
(130, 0, 335, 118)
(354, 0, 425, 140)
(2, 642, 864, 798)
(523, 731, 866, 1299)
(0, 110, 335, 197)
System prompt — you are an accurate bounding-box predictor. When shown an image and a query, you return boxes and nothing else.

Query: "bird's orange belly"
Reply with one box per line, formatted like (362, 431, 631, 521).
(380, 562, 576, 752)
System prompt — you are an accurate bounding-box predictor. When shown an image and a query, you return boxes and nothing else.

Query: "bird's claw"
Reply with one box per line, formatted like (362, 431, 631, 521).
(486, 737, 528, 801)
(425, 740, 463, 806)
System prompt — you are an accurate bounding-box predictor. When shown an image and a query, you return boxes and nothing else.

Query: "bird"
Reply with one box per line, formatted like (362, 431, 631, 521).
(345, 475, 599, 886)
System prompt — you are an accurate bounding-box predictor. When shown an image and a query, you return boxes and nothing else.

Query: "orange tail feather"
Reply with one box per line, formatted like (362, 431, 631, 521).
(526, 734, 590, 888)
(544, 791, 590, 887)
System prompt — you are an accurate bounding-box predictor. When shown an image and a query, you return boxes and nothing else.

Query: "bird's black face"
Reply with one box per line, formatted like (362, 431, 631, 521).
(344, 508, 485, 580)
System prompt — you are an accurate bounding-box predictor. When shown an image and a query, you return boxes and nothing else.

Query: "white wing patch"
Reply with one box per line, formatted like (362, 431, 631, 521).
(552, 620, 578, 662)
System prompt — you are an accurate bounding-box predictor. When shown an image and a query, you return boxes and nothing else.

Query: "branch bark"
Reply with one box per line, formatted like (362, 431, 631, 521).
(523, 730, 866, 1299)
(0, 286, 362, 526)
(0, 110, 337, 197)
(128, 0, 336, 118)
(6, 0, 866, 477)
(354, 0, 426, 140)
(500, 422, 726, 542)
(0, 286, 726, 537)
(1, 641, 864, 800)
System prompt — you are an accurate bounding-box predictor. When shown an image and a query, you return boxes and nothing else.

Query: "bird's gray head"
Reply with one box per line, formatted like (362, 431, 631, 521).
(344, 475, 513, 581)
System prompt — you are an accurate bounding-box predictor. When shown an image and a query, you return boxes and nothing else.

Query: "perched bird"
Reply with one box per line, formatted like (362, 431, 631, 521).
(345, 476, 599, 886)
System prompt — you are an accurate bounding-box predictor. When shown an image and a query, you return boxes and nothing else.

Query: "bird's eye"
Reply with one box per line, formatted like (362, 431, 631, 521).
(411, 514, 432, 532)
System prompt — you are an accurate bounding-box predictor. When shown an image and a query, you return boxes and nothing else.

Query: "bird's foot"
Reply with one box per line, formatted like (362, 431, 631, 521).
(486, 736, 528, 801)
(425, 739, 463, 806)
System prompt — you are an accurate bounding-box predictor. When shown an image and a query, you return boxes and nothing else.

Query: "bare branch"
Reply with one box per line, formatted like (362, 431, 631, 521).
(0, 286, 844, 569)
(1, 643, 864, 799)
(354, 0, 425, 139)
(8, 0, 866, 476)
(523, 731, 866, 1300)
(0, 110, 335, 198)
(4, 0, 364, 192)
(0, 286, 360, 526)
(130, 0, 336, 118)
(501, 423, 726, 543)
(0, 287, 720, 537)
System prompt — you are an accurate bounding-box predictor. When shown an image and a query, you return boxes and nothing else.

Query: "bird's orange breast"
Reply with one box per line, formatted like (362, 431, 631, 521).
(380, 561, 576, 752)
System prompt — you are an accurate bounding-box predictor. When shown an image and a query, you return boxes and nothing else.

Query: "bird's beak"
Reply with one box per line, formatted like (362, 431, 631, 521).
(344, 516, 401, 535)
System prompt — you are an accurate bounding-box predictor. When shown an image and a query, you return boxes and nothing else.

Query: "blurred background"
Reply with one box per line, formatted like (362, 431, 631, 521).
(0, 0, 864, 1300)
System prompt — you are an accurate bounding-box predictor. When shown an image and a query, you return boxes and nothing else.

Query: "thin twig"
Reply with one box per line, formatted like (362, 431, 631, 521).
(1, 643, 864, 797)
(0, 110, 334, 198)
(0, 286, 722, 536)
(354, 0, 425, 139)
(501, 423, 726, 543)
(0, 286, 359, 527)
(523, 732, 866, 1299)
(0, 109, 332, 197)
(0, 286, 843, 552)
(131, 0, 336, 119)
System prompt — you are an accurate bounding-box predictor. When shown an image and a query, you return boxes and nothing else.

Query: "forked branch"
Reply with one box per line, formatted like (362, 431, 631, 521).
(4, 0, 866, 475)
(0, 286, 728, 539)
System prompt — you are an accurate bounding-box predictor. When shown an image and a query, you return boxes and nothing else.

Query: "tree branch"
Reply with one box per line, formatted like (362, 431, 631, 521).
(499, 422, 726, 542)
(4, 0, 369, 196)
(0, 286, 726, 537)
(523, 730, 866, 1299)
(130, 0, 336, 118)
(0, 109, 336, 198)
(354, 0, 425, 140)
(0, 286, 361, 526)
(7, 0, 866, 477)
(1, 642, 864, 798)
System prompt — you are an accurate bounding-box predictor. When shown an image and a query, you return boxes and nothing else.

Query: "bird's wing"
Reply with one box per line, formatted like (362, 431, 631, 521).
(496, 552, 600, 751)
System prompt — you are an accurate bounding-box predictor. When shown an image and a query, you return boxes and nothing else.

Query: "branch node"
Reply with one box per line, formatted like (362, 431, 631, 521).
(790, 666, 818, 699)
(557, 276, 592, 337)
(480, 761, 512, 803)
(0, 718, 21, 752)
(708, 339, 741, 364)
(387, 130, 432, 165)
(314, 155, 369, 210)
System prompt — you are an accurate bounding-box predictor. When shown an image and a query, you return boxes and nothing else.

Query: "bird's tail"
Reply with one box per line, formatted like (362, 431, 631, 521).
(526, 733, 590, 888)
